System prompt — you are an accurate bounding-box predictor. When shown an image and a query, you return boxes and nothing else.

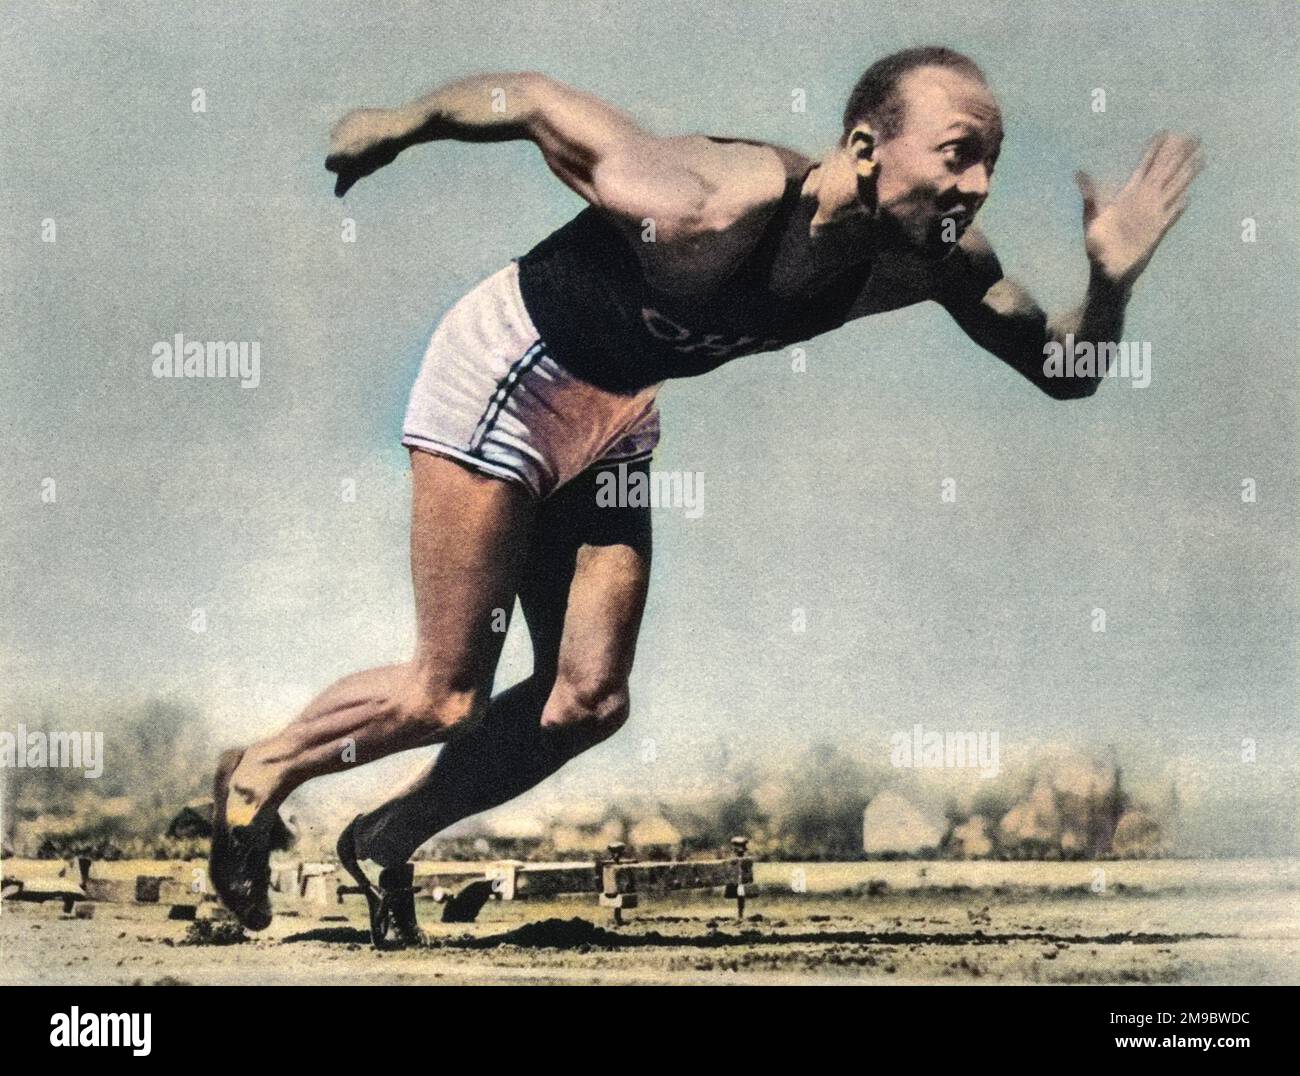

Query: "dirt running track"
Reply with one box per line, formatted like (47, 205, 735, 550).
(2, 859, 1296, 985)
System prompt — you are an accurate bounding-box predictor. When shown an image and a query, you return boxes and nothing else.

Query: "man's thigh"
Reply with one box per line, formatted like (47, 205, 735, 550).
(518, 460, 653, 700)
(408, 449, 537, 703)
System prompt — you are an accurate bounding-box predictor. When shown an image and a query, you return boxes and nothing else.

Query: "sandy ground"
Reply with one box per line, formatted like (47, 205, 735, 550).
(2, 858, 1296, 986)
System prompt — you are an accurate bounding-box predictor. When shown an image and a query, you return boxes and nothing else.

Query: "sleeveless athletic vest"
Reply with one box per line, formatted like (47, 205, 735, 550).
(515, 161, 874, 393)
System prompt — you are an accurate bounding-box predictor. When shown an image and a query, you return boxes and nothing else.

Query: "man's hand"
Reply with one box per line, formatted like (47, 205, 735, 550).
(325, 108, 411, 197)
(1074, 132, 1202, 290)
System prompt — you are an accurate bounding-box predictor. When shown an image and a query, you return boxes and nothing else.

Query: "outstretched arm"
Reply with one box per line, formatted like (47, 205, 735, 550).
(325, 72, 636, 199)
(323, 72, 745, 243)
(936, 132, 1202, 399)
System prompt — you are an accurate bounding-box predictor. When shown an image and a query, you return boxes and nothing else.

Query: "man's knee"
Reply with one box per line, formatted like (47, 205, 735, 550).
(394, 679, 484, 740)
(540, 674, 631, 742)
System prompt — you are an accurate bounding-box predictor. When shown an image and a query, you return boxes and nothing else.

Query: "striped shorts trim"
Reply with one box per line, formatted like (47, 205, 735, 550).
(401, 262, 661, 499)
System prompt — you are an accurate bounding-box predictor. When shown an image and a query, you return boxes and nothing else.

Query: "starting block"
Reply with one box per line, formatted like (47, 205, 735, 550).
(8, 860, 211, 920)
(598, 838, 756, 924)
(299, 863, 338, 904)
(335, 836, 757, 926)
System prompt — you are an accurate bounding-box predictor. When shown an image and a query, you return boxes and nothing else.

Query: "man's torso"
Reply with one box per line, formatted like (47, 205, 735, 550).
(515, 138, 954, 392)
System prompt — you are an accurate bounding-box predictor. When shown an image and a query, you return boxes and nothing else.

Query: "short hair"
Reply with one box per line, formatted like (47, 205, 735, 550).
(842, 46, 988, 143)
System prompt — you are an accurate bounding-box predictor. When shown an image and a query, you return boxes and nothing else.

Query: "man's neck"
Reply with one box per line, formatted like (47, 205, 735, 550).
(763, 151, 877, 300)
(767, 146, 876, 295)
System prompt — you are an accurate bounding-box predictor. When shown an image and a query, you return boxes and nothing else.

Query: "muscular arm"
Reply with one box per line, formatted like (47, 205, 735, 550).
(399, 72, 641, 203)
(324, 72, 751, 243)
(936, 132, 1201, 400)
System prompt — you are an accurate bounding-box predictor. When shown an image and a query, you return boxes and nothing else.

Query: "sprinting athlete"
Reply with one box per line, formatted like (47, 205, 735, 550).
(210, 47, 1200, 945)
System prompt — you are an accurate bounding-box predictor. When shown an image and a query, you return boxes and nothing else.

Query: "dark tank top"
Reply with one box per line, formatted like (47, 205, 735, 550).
(515, 159, 873, 393)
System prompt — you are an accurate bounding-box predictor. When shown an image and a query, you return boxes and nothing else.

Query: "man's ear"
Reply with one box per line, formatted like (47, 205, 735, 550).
(847, 122, 878, 180)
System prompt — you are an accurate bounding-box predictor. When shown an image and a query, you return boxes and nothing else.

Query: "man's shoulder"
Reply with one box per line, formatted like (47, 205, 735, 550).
(672, 135, 806, 238)
(700, 135, 813, 180)
(664, 135, 802, 197)
(597, 136, 797, 295)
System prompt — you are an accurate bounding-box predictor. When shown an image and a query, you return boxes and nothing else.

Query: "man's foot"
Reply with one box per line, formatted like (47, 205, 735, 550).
(209, 748, 281, 932)
(336, 816, 423, 950)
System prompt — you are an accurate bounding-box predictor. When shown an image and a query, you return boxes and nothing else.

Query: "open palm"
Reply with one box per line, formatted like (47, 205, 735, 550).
(1075, 132, 1202, 289)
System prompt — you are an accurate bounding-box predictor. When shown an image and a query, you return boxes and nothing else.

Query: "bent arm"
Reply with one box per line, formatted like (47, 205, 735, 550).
(390, 72, 641, 203)
(935, 228, 1129, 400)
(326, 72, 719, 231)
(936, 133, 1199, 400)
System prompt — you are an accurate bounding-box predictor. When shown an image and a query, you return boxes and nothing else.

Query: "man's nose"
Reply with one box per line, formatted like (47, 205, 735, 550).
(956, 162, 990, 199)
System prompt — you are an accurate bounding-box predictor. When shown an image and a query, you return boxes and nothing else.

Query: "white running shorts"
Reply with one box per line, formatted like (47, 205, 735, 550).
(402, 261, 661, 499)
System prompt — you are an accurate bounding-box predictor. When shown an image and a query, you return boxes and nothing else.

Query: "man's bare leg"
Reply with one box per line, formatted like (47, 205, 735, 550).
(219, 450, 535, 829)
(350, 461, 653, 867)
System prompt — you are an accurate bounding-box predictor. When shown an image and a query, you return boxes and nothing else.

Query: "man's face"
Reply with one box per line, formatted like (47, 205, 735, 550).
(867, 67, 1003, 259)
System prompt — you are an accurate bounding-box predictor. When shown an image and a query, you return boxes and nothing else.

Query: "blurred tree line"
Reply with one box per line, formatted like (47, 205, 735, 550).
(2, 698, 210, 857)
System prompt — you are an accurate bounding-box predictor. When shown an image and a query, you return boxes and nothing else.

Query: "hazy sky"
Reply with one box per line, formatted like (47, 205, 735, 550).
(3, 1, 1295, 847)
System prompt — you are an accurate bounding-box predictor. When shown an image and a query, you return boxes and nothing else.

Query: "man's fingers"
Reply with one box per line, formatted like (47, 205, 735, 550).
(1162, 151, 1203, 206)
(1118, 131, 1167, 198)
(330, 163, 361, 197)
(1158, 194, 1189, 240)
(1150, 136, 1199, 188)
(1161, 143, 1203, 188)
(1136, 130, 1171, 181)
(325, 154, 353, 197)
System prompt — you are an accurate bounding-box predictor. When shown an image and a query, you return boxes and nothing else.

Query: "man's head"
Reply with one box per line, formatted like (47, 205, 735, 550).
(841, 46, 1003, 258)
